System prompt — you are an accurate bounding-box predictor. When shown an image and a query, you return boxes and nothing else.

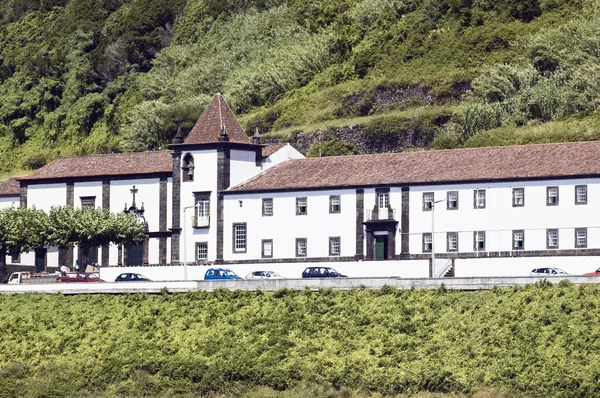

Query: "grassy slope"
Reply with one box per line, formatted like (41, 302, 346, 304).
(0, 0, 595, 178)
(0, 283, 599, 397)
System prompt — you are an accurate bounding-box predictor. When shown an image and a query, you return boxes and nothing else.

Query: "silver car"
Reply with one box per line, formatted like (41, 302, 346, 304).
(530, 267, 569, 276)
(245, 271, 283, 279)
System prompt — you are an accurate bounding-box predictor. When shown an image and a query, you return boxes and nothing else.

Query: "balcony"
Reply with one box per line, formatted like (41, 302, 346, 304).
(193, 215, 210, 228)
(366, 208, 396, 221)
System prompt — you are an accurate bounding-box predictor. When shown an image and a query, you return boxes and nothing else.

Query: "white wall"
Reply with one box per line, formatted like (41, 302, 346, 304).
(455, 256, 600, 277)
(0, 196, 19, 209)
(261, 144, 304, 171)
(409, 178, 600, 254)
(28, 183, 66, 211)
(223, 189, 357, 261)
(73, 181, 102, 207)
(179, 150, 218, 263)
(230, 149, 261, 187)
(99, 259, 429, 281)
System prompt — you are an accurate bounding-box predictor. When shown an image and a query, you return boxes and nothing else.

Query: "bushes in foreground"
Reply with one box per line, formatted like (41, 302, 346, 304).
(0, 282, 598, 397)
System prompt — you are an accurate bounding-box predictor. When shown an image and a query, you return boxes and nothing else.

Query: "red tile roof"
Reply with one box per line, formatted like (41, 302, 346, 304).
(184, 94, 251, 145)
(228, 141, 600, 192)
(0, 178, 20, 196)
(19, 151, 173, 181)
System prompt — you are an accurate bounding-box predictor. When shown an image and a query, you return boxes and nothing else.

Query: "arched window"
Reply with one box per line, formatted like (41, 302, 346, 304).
(182, 153, 194, 182)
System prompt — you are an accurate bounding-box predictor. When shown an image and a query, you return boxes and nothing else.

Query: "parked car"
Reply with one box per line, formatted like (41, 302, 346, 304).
(583, 268, 600, 276)
(58, 273, 105, 283)
(204, 268, 242, 280)
(302, 266, 347, 278)
(245, 270, 283, 279)
(115, 273, 152, 282)
(530, 267, 569, 276)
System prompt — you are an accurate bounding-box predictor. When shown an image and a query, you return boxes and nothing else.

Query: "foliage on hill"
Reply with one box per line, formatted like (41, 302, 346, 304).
(0, 282, 599, 397)
(0, 0, 596, 174)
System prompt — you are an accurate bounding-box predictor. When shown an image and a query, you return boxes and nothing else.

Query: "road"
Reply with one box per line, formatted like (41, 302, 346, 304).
(0, 275, 596, 294)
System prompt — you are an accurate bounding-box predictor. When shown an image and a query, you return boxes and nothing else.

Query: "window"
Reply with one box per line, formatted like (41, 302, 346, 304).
(196, 242, 208, 260)
(80, 196, 96, 208)
(447, 232, 458, 252)
(195, 193, 210, 227)
(329, 195, 341, 213)
(262, 239, 273, 258)
(474, 189, 486, 209)
(547, 229, 559, 249)
(378, 192, 389, 208)
(575, 185, 587, 205)
(262, 198, 273, 216)
(547, 186, 559, 206)
(447, 191, 458, 210)
(474, 231, 485, 251)
(296, 197, 307, 215)
(575, 228, 587, 248)
(233, 223, 247, 253)
(513, 230, 524, 250)
(296, 238, 307, 257)
(512, 188, 524, 207)
(423, 192, 434, 211)
(422, 233, 432, 253)
(329, 237, 341, 256)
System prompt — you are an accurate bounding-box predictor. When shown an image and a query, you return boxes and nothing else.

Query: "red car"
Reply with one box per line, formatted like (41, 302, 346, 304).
(584, 268, 600, 276)
(58, 273, 105, 283)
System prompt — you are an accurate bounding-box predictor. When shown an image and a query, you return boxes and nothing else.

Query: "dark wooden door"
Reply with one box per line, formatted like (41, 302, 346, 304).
(35, 248, 47, 273)
(126, 244, 143, 266)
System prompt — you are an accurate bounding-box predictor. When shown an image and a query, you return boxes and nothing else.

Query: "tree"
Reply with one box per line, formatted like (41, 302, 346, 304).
(47, 206, 146, 268)
(0, 206, 50, 282)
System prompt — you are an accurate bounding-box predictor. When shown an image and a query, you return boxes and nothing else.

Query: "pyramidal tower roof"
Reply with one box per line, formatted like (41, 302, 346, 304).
(184, 93, 251, 145)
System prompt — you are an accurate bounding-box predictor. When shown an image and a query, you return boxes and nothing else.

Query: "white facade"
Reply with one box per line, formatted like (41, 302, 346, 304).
(409, 178, 599, 255)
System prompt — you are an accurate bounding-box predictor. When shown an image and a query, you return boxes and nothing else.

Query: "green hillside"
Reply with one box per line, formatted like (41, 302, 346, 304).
(1, 282, 599, 397)
(0, 0, 597, 174)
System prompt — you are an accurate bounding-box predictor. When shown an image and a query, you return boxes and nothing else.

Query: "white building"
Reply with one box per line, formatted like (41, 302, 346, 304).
(1, 94, 600, 277)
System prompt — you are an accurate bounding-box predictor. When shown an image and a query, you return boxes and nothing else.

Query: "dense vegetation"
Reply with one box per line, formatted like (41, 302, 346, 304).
(0, 0, 598, 178)
(0, 282, 599, 397)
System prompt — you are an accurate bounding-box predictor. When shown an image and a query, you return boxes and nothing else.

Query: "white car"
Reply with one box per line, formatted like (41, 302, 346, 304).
(530, 267, 569, 276)
(245, 271, 283, 279)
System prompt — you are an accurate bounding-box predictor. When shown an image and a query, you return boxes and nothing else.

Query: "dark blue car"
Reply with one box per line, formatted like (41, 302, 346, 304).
(204, 268, 243, 280)
(302, 267, 347, 278)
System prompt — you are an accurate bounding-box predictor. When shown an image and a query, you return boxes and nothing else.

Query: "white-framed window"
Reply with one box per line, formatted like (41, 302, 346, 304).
(474, 189, 486, 209)
(423, 192, 434, 211)
(547, 229, 559, 249)
(447, 232, 458, 252)
(513, 230, 524, 250)
(512, 188, 524, 207)
(575, 185, 587, 205)
(196, 242, 208, 260)
(329, 195, 341, 213)
(447, 191, 458, 210)
(296, 238, 307, 257)
(262, 198, 273, 216)
(233, 223, 247, 253)
(262, 239, 273, 258)
(423, 233, 432, 253)
(474, 231, 485, 251)
(194, 192, 210, 227)
(547, 187, 559, 206)
(296, 197, 307, 215)
(378, 192, 389, 209)
(329, 237, 341, 256)
(575, 228, 587, 248)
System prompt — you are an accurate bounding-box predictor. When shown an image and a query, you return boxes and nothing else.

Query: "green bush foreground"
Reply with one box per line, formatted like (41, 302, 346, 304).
(0, 281, 598, 397)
